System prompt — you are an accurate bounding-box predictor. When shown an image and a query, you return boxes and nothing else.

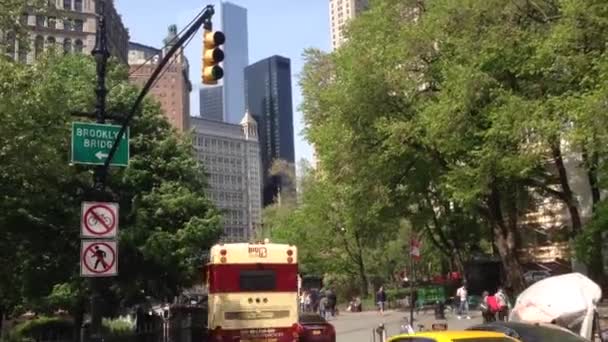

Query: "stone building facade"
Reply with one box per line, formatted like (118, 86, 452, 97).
(190, 112, 262, 242)
(4, 0, 129, 64)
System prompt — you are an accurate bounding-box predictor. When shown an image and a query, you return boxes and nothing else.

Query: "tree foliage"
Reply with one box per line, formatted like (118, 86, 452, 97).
(296, 0, 608, 292)
(0, 53, 222, 317)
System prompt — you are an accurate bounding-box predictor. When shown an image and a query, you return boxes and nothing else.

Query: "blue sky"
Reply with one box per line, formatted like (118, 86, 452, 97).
(114, 0, 331, 163)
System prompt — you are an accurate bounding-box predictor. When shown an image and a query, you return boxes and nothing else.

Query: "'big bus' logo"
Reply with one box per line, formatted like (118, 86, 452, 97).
(248, 246, 267, 258)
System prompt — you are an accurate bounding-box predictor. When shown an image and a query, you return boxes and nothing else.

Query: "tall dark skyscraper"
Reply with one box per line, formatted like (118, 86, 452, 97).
(245, 55, 296, 206)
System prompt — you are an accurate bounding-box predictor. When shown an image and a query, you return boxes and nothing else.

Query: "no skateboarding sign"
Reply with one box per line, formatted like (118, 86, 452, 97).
(81, 240, 118, 277)
(81, 202, 118, 238)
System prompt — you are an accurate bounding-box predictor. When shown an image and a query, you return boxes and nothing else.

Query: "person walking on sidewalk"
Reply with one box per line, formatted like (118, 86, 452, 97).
(456, 283, 471, 320)
(376, 286, 387, 315)
(495, 287, 511, 321)
(480, 291, 499, 323)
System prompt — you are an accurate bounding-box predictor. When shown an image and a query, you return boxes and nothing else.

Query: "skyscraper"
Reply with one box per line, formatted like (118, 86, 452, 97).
(245, 55, 296, 206)
(199, 1, 248, 123)
(329, 0, 368, 49)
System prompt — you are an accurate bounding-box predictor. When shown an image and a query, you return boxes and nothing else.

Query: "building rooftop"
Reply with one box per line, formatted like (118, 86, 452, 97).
(240, 110, 257, 126)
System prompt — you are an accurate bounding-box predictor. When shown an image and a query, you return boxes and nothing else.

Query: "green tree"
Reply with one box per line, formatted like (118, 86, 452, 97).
(299, 0, 608, 292)
(0, 53, 221, 326)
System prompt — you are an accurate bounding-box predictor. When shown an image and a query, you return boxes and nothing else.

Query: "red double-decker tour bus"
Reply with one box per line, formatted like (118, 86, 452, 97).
(206, 241, 299, 341)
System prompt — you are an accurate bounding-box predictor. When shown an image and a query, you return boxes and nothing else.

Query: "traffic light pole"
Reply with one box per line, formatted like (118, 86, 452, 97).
(101, 5, 216, 179)
(89, 1, 110, 341)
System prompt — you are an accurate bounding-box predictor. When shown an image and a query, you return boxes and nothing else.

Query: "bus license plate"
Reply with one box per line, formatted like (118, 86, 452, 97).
(313, 330, 322, 335)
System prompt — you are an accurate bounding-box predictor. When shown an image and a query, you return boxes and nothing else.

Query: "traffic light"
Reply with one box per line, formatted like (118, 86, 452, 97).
(202, 27, 225, 85)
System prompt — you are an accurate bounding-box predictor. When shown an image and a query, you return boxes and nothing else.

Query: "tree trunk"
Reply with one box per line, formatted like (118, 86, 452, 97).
(493, 224, 526, 293)
(551, 142, 583, 235)
(582, 145, 604, 284)
(340, 225, 369, 296)
(354, 233, 369, 296)
(487, 184, 526, 293)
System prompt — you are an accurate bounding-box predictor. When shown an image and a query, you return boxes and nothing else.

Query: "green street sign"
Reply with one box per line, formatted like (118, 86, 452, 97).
(71, 122, 129, 166)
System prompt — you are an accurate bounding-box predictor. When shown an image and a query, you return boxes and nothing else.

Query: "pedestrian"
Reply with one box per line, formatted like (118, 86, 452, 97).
(479, 291, 497, 323)
(310, 289, 319, 313)
(456, 283, 470, 320)
(304, 292, 312, 312)
(300, 291, 307, 312)
(319, 296, 328, 319)
(495, 287, 511, 321)
(326, 289, 337, 317)
(376, 286, 387, 315)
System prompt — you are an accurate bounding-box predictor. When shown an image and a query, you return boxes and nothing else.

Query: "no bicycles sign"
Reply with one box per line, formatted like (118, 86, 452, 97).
(81, 202, 119, 238)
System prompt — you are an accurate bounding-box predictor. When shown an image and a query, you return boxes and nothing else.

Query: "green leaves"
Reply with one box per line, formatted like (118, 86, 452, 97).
(0, 53, 221, 315)
(298, 0, 608, 290)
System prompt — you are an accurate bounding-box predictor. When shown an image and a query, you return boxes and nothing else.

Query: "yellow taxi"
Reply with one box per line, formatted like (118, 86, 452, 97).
(387, 330, 521, 342)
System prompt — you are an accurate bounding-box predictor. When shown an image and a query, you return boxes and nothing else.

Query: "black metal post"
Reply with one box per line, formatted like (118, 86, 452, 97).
(409, 239, 415, 326)
(92, 0, 110, 191)
(88, 1, 110, 341)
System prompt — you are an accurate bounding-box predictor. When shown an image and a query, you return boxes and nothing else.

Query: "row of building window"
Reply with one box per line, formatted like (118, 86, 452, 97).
(223, 227, 247, 241)
(5, 35, 84, 62)
(210, 173, 244, 187)
(50, 0, 84, 12)
(24, 14, 84, 32)
(196, 137, 244, 155)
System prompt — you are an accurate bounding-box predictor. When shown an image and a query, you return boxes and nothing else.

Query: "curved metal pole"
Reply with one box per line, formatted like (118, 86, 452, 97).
(101, 5, 216, 176)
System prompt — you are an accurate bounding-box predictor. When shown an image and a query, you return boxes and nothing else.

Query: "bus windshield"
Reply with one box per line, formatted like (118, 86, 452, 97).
(240, 269, 276, 291)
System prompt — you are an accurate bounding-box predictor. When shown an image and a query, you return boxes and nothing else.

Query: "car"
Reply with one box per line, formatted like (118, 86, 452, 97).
(466, 321, 590, 342)
(387, 330, 521, 342)
(297, 313, 336, 342)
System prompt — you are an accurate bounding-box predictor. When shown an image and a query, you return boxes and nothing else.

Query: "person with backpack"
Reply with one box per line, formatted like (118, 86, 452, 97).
(495, 287, 511, 321)
(479, 291, 498, 323)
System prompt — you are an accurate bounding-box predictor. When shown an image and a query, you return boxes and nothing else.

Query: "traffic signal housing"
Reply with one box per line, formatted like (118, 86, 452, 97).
(202, 29, 225, 85)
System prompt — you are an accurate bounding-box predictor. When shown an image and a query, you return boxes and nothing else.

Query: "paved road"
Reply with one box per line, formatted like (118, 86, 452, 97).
(331, 309, 484, 342)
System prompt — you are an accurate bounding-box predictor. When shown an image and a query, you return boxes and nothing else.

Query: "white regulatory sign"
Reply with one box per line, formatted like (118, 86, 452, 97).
(80, 240, 118, 277)
(81, 202, 119, 238)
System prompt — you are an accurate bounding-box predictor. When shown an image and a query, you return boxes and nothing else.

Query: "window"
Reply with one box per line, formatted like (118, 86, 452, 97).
(63, 38, 71, 53)
(74, 0, 82, 11)
(18, 46, 27, 63)
(63, 0, 71, 10)
(239, 270, 276, 291)
(74, 39, 83, 53)
(20, 14, 29, 26)
(34, 35, 44, 58)
(5, 32, 16, 57)
(48, 16, 56, 29)
(74, 19, 83, 32)
(47, 36, 56, 47)
(36, 15, 45, 27)
(63, 19, 72, 31)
